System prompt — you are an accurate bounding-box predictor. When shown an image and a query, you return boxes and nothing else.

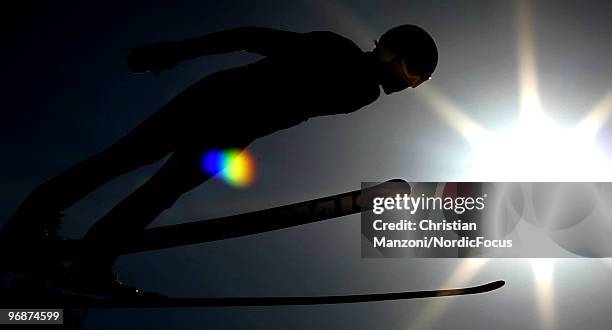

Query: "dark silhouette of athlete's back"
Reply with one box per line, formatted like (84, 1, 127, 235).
(2, 25, 437, 295)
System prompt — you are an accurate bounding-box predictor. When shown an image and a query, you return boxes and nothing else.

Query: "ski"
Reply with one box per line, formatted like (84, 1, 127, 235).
(63, 179, 410, 255)
(11, 280, 503, 309)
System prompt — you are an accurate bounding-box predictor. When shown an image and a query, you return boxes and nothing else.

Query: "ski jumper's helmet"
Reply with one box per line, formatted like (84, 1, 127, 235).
(378, 25, 438, 79)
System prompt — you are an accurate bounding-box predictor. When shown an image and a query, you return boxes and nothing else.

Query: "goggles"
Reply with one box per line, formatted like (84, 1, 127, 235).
(400, 58, 431, 87)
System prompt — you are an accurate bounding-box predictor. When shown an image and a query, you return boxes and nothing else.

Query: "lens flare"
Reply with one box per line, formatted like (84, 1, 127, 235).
(201, 149, 256, 187)
(530, 258, 555, 330)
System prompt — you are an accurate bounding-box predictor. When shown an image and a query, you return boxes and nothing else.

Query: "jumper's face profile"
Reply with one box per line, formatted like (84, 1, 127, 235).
(400, 60, 430, 88)
(379, 58, 430, 94)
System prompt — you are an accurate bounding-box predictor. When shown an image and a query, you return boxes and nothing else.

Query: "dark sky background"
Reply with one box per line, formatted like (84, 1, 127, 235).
(2, 0, 612, 329)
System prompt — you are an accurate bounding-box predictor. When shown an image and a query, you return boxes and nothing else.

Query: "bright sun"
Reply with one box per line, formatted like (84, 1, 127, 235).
(416, 0, 612, 183)
(469, 108, 612, 182)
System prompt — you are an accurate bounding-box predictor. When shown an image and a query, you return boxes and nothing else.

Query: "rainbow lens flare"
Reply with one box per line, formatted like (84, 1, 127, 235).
(200, 149, 256, 187)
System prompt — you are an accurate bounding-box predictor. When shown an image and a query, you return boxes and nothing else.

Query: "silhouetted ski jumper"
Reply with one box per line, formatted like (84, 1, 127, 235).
(5, 26, 438, 283)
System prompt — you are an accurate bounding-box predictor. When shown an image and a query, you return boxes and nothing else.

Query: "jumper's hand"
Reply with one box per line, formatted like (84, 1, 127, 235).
(127, 41, 181, 75)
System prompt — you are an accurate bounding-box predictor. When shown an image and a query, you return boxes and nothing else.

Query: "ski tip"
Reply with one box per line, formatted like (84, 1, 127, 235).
(484, 280, 505, 291)
(387, 178, 408, 183)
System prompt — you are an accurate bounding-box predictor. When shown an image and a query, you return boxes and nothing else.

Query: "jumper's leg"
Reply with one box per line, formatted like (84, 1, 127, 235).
(3, 103, 181, 237)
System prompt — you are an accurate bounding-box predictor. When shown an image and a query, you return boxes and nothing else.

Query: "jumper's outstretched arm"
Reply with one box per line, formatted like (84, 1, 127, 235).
(177, 26, 303, 58)
(127, 26, 303, 74)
